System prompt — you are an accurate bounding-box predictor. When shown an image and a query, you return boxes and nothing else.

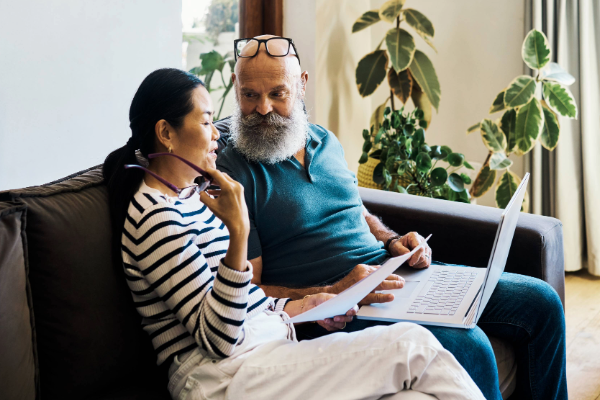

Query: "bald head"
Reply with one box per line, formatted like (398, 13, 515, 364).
(232, 34, 309, 118)
(234, 34, 301, 78)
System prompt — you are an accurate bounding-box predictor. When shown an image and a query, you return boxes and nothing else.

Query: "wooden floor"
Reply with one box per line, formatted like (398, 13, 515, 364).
(565, 269, 600, 400)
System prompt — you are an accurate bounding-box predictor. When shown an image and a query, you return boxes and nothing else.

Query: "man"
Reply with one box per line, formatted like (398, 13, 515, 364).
(216, 35, 567, 400)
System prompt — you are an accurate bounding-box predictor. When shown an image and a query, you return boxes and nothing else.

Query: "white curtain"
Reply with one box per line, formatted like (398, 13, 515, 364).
(526, 0, 600, 275)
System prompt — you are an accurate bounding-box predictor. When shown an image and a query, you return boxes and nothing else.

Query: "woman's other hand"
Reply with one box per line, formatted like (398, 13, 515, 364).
(285, 293, 358, 332)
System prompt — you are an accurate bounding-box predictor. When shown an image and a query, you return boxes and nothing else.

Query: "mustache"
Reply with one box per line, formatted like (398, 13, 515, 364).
(240, 111, 290, 128)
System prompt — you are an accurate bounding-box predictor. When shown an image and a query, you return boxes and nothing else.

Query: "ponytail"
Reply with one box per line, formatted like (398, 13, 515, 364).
(102, 68, 204, 265)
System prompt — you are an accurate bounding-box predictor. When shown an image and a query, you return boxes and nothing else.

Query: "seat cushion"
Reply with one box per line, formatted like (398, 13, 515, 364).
(1, 167, 169, 399)
(0, 202, 37, 400)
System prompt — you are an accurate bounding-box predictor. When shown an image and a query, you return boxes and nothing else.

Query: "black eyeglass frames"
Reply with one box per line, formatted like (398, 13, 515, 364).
(234, 37, 301, 66)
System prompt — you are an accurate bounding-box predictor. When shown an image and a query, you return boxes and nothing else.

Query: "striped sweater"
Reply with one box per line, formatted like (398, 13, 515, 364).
(121, 181, 289, 365)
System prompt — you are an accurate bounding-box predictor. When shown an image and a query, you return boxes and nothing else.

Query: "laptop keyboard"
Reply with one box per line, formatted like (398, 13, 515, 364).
(407, 270, 477, 316)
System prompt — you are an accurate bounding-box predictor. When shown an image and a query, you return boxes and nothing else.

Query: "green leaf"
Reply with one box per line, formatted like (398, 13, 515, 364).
(460, 173, 472, 185)
(403, 8, 435, 50)
(388, 67, 413, 106)
(447, 153, 465, 167)
(431, 167, 448, 186)
(359, 152, 369, 164)
(409, 51, 440, 111)
(455, 189, 471, 203)
(514, 98, 543, 155)
(397, 185, 408, 194)
(540, 100, 560, 150)
(463, 160, 474, 170)
(379, 0, 406, 23)
(504, 75, 536, 108)
(370, 149, 382, 159)
(374, 127, 385, 144)
(539, 62, 575, 86)
(448, 173, 464, 192)
(388, 68, 413, 104)
(471, 160, 497, 198)
(384, 169, 392, 186)
(410, 79, 432, 128)
(522, 29, 551, 70)
(386, 28, 416, 73)
(496, 170, 522, 209)
(429, 145, 443, 159)
(416, 152, 432, 173)
(413, 127, 425, 147)
(373, 162, 385, 185)
(200, 50, 225, 72)
(500, 109, 517, 153)
(490, 152, 513, 170)
(370, 98, 389, 134)
(489, 90, 506, 114)
(356, 50, 389, 97)
(362, 129, 370, 140)
(543, 81, 577, 119)
(480, 119, 507, 153)
(466, 122, 480, 135)
(362, 140, 372, 153)
(352, 10, 381, 33)
(440, 145, 452, 159)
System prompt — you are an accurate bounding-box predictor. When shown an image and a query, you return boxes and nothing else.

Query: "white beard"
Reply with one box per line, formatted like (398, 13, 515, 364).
(229, 96, 309, 164)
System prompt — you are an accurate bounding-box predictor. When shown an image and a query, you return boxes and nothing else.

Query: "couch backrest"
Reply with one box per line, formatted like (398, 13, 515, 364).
(0, 166, 169, 400)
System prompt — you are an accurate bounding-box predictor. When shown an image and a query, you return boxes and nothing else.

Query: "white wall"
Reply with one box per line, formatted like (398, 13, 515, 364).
(283, 0, 317, 122)
(315, 0, 526, 207)
(0, 0, 182, 190)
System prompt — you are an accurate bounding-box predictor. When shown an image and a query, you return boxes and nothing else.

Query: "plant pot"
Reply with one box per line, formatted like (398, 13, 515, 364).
(357, 157, 382, 189)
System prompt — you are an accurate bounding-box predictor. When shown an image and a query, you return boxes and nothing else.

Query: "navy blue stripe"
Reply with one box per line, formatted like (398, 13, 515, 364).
(216, 272, 250, 289)
(155, 332, 190, 354)
(210, 291, 247, 309)
(125, 228, 211, 262)
(197, 235, 229, 249)
(247, 296, 269, 313)
(214, 312, 244, 327)
(204, 249, 227, 259)
(147, 308, 173, 320)
(249, 285, 260, 294)
(134, 295, 162, 308)
(149, 319, 180, 339)
(204, 315, 237, 345)
(143, 193, 158, 205)
(172, 282, 211, 315)
(182, 277, 214, 327)
(127, 204, 208, 229)
(204, 331, 227, 358)
(130, 256, 205, 296)
(131, 197, 144, 214)
(123, 240, 195, 273)
(203, 213, 216, 224)
(162, 268, 204, 302)
(123, 220, 201, 246)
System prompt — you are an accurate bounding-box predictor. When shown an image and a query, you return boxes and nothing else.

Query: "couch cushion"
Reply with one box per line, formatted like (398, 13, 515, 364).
(1, 166, 169, 399)
(0, 202, 38, 400)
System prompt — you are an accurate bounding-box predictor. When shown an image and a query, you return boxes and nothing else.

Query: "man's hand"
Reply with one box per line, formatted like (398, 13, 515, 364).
(389, 232, 432, 269)
(285, 293, 357, 332)
(329, 264, 405, 305)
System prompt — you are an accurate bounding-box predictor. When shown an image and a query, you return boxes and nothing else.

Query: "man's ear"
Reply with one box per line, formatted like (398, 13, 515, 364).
(231, 73, 237, 84)
(300, 71, 309, 99)
(154, 119, 173, 151)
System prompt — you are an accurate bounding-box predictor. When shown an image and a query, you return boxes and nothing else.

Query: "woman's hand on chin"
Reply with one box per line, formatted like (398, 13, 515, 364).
(284, 293, 358, 332)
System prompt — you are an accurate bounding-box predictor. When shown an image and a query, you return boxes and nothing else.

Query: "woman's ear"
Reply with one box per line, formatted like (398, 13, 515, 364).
(155, 119, 172, 151)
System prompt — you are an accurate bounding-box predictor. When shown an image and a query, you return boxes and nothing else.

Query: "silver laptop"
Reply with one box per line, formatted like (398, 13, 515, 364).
(357, 173, 530, 329)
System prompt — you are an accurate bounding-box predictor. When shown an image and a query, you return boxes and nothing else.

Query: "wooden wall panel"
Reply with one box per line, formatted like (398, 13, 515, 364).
(239, 0, 283, 38)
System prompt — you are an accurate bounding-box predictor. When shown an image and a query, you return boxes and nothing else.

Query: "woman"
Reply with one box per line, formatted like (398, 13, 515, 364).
(103, 68, 483, 400)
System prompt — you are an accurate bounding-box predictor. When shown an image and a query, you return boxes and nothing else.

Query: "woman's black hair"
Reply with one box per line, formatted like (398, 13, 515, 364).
(102, 68, 204, 260)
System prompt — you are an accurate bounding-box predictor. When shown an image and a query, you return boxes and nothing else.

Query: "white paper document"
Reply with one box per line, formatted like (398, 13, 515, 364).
(284, 235, 431, 324)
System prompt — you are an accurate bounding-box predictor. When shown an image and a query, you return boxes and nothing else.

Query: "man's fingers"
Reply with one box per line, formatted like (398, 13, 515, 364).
(359, 292, 394, 305)
(376, 279, 405, 290)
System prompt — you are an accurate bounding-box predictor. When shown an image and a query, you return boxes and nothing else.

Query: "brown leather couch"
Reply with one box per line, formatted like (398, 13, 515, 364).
(0, 123, 565, 400)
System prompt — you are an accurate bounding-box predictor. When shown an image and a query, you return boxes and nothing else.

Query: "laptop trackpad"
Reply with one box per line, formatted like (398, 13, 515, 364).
(378, 281, 421, 298)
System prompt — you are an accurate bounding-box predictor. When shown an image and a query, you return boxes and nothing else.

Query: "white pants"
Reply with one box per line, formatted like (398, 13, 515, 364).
(167, 311, 484, 400)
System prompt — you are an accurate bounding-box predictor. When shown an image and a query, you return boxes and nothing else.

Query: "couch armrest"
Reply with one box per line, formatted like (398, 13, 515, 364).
(359, 188, 565, 306)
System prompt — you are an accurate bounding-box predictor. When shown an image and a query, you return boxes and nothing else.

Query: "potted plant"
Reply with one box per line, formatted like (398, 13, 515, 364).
(351, 0, 442, 188)
(466, 29, 578, 210)
(189, 50, 235, 120)
(358, 106, 474, 203)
